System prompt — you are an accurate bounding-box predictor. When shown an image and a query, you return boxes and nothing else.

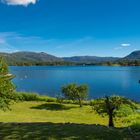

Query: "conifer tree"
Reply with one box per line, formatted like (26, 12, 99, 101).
(0, 57, 15, 110)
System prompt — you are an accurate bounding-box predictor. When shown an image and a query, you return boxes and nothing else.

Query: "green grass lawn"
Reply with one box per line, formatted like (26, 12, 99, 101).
(0, 101, 140, 139)
(0, 101, 108, 125)
(0, 101, 139, 127)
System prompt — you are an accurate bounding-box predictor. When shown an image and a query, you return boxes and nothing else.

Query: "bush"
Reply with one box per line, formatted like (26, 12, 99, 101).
(13, 92, 59, 102)
(56, 96, 64, 104)
(14, 92, 40, 101)
(116, 104, 135, 117)
(62, 99, 74, 104)
(46, 97, 57, 102)
(82, 100, 90, 105)
(13, 92, 91, 105)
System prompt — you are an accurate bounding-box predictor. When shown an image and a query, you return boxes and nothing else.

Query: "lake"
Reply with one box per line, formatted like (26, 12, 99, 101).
(10, 66, 140, 101)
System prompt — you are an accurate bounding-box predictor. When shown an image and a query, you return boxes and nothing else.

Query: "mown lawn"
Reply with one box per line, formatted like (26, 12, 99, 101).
(0, 101, 139, 127)
(0, 101, 108, 125)
(0, 101, 140, 140)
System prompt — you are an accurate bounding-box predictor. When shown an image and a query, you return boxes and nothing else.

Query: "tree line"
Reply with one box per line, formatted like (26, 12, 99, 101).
(3, 56, 140, 66)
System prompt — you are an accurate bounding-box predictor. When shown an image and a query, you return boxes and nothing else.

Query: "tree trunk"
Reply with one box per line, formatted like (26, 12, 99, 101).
(109, 113, 114, 127)
(79, 99, 82, 107)
(105, 96, 114, 127)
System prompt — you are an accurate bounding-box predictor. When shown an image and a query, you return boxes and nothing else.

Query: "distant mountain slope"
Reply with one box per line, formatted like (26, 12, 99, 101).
(0, 52, 63, 65)
(63, 56, 119, 63)
(2, 50, 140, 66)
(123, 50, 140, 60)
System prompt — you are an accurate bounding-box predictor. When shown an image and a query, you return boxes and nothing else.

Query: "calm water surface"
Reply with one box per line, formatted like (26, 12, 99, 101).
(10, 66, 140, 101)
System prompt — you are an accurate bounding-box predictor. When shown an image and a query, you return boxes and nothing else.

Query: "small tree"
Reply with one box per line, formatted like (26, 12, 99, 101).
(62, 83, 88, 107)
(92, 96, 137, 127)
(0, 57, 15, 110)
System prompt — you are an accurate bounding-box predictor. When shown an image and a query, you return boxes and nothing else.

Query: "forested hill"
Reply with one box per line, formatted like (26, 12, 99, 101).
(0, 50, 140, 66)
(123, 50, 140, 60)
(63, 56, 119, 63)
(0, 52, 63, 65)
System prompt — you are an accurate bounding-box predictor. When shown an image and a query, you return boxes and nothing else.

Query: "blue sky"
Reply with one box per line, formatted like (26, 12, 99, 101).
(0, 0, 140, 57)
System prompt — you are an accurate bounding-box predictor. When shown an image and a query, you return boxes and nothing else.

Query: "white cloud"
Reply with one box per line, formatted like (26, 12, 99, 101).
(114, 43, 131, 50)
(1, 0, 37, 6)
(121, 43, 131, 47)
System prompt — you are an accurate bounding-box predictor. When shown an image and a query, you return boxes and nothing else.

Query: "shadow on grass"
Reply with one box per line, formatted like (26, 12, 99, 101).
(127, 123, 140, 140)
(30, 103, 77, 111)
(0, 122, 134, 140)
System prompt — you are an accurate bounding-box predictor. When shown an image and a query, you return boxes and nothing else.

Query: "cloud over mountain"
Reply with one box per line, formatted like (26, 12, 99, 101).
(1, 0, 37, 6)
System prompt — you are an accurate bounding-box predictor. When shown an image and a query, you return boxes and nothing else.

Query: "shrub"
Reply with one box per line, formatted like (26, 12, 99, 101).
(46, 97, 57, 102)
(62, 99, 74, 104)
(56, 96, 64, 104)
(116, 104, 135, 117)
(14, 92, 40, 101)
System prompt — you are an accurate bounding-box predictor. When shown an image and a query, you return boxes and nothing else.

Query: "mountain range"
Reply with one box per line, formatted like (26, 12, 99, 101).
(63, 56, 119, 63)
(0, 50, 140, 65)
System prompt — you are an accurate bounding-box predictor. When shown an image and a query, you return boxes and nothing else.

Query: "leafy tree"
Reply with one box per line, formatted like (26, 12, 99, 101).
(92, 96, 137, 127)
(0, 57, 15, 110)
(62, 83, 88, 107)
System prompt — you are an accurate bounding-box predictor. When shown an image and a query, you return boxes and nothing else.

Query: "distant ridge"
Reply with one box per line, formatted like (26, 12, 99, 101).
(63, 56, 119, 63)
(0, 51, 63, 65)
(0, 50, 140, 65)
(123, 50, 140, 60)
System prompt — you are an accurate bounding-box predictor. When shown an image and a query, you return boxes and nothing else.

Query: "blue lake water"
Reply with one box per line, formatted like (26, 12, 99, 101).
(9, 66, 140, 101)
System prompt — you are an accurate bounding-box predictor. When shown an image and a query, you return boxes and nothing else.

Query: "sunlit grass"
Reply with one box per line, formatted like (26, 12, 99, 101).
(0, 101, 139, 128)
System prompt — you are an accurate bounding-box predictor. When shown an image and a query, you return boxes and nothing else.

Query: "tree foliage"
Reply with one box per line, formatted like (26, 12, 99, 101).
(0, 57, 16, 110)
(62, 83, 88, 107)
(92, 96, 137, 127)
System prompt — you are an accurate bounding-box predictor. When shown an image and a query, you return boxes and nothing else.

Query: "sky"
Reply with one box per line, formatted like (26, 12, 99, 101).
(0, 0, 140, 57)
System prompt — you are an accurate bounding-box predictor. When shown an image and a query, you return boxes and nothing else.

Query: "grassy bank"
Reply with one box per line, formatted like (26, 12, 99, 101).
(0, 101, 108, 125)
